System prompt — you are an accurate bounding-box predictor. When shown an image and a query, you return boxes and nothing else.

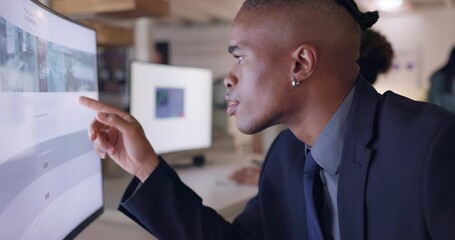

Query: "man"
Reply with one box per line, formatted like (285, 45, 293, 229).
(80, 0, 455, 239)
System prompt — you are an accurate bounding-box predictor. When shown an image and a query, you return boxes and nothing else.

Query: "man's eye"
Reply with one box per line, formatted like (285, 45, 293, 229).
(235, 56, 244, 63)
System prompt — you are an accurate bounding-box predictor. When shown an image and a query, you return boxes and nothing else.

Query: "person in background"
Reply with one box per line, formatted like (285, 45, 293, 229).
(230, 28, 395, 186)
(428, 46, 455, 112)
(80, 0, 455, 239)
(230, 165, 262, 186)
(358, 29, 394, 85)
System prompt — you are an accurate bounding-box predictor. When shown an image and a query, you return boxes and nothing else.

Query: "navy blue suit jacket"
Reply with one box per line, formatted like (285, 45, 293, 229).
(119, 78, 455, 239)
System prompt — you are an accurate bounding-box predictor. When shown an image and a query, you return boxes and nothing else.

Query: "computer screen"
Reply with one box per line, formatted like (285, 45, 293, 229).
(130, 61, 213, 155)
(0, 1, 103, 239)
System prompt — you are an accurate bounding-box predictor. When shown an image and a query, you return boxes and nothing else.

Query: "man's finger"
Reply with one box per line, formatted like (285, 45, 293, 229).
(79, 96, 128, 119)
(96, 112, 136, 138)
(88, 117, 107, 141)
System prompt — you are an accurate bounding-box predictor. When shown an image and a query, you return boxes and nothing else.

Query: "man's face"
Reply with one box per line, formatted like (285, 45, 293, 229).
(225, 8, 299, 134)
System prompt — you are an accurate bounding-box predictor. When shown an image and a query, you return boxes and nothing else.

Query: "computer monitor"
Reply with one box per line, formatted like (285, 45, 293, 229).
(0, 1, 102, 239)
(130, 61, 213, 156)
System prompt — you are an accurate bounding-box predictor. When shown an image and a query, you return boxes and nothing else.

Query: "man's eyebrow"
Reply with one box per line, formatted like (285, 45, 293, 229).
(228, 45, 240, 54)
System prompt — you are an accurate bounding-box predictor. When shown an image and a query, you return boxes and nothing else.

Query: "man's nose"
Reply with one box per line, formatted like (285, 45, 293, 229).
(224, 74, 236, 89)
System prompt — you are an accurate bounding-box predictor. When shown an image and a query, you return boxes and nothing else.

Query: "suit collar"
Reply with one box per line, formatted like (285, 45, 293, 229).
(337, 76, 380, 240)
(345, 76, 379, 147)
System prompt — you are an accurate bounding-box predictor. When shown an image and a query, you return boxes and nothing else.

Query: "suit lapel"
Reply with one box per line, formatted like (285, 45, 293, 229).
(338, 78, 379, 240)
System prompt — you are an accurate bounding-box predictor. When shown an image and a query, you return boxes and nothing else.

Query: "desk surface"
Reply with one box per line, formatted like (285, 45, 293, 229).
(76, 151, 262, 240)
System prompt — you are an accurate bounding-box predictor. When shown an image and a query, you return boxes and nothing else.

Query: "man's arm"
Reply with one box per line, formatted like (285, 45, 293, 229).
(118, 157, 263, 240)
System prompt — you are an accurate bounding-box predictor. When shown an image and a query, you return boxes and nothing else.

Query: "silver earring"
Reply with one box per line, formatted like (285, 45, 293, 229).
(291, 77, 300, 87)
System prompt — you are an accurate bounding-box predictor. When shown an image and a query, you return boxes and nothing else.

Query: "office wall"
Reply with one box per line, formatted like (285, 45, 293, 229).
(155, 24, 232, 79)
(373, 7, 455, 101)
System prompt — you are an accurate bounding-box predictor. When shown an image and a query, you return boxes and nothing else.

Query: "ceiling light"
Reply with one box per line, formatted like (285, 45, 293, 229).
(375, 0, 404, 11)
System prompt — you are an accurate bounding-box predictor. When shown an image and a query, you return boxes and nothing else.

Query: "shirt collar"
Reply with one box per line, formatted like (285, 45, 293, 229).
(310, 86, 356, 175)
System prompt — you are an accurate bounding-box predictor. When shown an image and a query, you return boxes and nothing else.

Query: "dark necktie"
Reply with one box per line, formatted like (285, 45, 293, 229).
(303, 151, 324, 240)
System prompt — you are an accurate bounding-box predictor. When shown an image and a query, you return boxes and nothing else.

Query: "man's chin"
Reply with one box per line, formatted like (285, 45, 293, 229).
(236, 122, 268, 135)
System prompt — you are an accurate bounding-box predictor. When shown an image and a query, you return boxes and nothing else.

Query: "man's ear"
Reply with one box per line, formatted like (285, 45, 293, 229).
(291, 45, 317, 83)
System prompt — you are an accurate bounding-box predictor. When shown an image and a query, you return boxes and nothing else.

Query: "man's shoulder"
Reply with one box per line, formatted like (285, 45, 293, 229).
(380, 90, 455, 125)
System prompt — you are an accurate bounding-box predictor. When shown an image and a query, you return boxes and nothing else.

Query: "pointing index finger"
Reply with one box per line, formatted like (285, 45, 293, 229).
(79, 96, 126, 117)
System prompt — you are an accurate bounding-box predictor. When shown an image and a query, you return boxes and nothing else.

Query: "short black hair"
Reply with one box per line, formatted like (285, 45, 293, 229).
(242, 0, 379, 30)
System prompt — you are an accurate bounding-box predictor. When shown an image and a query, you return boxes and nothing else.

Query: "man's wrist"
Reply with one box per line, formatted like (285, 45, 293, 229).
(136, 157, 160, 183)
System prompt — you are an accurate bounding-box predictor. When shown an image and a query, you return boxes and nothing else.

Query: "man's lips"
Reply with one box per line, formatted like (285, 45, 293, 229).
(225, 96, 239, 116)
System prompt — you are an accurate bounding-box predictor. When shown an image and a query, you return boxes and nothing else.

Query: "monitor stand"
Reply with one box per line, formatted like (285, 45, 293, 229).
(161, 151, 206, 169)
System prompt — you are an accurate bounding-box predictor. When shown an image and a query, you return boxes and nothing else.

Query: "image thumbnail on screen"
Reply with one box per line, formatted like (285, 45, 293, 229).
(0, 16, 97, 92)
(156, 87, 184, 118)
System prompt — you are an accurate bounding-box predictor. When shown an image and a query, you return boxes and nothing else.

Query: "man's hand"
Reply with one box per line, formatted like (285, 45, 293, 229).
(229, 167, 261, 186)
(79, 96, 159, 182)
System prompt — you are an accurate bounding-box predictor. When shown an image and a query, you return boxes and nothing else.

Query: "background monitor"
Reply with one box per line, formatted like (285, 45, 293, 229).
(0, 1, 102, 239)
(130, 61, 213, 155)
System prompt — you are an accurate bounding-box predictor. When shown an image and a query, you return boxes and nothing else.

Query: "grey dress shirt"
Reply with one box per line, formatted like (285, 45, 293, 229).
(310, 86, 355, 240)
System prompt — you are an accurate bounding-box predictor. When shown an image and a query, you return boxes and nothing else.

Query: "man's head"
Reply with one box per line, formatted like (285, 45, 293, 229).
(225, 0, 378, 140)
(241, 0, 378, 30)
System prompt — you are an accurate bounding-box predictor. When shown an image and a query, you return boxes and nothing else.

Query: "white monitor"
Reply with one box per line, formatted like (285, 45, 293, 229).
(0, 1, 102, 239)
(130, 61, 213, 155)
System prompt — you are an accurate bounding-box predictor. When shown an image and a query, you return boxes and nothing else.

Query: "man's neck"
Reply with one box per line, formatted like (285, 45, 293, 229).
(288, 78, 355, 145)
